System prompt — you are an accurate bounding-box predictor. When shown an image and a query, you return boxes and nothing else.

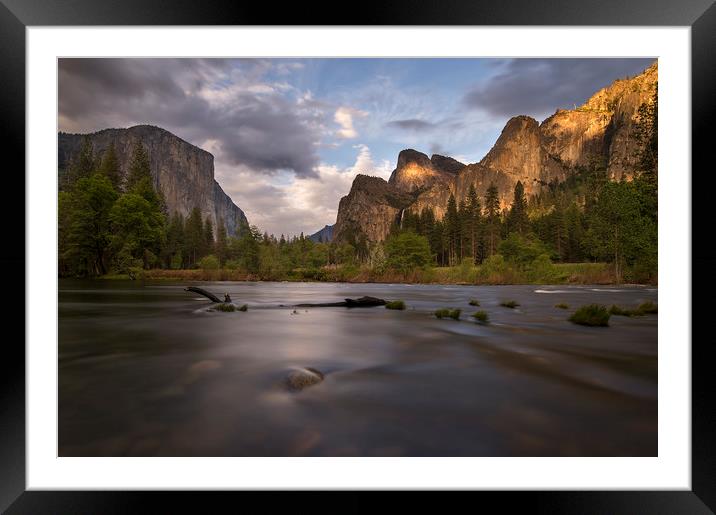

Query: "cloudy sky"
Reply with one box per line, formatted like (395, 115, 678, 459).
(59, 57, 654, 237)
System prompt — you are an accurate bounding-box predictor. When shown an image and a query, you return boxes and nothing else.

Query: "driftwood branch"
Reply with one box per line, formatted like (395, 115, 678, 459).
(185, 286, 385, 308)
(184, 286, 222, 303)
(295, 296, 386, 308)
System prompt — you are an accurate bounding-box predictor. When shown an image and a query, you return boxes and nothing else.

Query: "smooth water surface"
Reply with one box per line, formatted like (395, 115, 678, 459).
(59, 280, 657, 456)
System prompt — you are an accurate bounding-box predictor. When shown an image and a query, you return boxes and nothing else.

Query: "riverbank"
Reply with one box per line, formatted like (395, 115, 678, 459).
(93, 262, 651, 285)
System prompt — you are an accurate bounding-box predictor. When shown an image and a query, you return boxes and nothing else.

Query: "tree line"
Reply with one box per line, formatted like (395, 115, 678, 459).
(59, 93, 656, 283)
(376, 93, 658, 282)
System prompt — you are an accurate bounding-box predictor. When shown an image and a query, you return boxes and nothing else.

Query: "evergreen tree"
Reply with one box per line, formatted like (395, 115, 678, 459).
(64, 173, 118, 276)
(484, 184, 501, 257)
(125, 141, 151, 192)
(109, 192, 165, 270)
(99, 141, 122, 190)
(507, 181, 529, 234)
(465, 184, 482, 262)
(445, 193, 459, 265)
(204, 216, 215, 255)
(216, 218, 228, 266)
(164, 212, 185, 269)
(66, 137, 96, 189)
(185, 207, 204, 266)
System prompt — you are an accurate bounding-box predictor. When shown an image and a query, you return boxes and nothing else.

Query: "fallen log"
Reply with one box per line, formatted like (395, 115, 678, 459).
(295, 296, 386, 308)
(184, 286, 222, 303)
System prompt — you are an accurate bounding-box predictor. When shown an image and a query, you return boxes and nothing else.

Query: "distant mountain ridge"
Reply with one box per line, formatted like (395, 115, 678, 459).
(332, 61, 658, 243)
(58, 125, 248, 237)
(308, 224, 334, 243)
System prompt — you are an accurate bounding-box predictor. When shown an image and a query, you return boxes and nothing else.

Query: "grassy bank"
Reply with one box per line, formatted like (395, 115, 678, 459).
(96, 261, 646, 285)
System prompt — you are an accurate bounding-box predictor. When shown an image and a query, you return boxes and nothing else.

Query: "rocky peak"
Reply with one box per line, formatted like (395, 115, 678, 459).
(333, 60, 658, 245)
(334, 174, 413, 243)
(388, 148, 456, 194)
(430, 154, 465, 174)
(480, 115, 546, 189)
(58, 125, 248, 237)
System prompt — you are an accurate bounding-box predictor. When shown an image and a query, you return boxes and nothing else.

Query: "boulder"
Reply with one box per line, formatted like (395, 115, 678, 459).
(286, 367, 324, 392)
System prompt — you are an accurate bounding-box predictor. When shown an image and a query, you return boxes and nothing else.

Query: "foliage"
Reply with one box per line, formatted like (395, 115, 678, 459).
(199, 254, 220, 270)
(499, 233, 550, 267)
(435, 308, 461, 320)
(238, 304, 248, 312)
(471, 311, 489, 323)
(385, 300, 406, 310)
(384, 231, 432, 274)
(637, 301, 657, 314)
(60, 173, 119, 276)
(555, 303, 569, 309)
(215, 303, 236, 312)
(59, 94, 658, 284)
(469, 299, 480, 306)
(500, 300, 519, 308)
(569, 304, 611, 326)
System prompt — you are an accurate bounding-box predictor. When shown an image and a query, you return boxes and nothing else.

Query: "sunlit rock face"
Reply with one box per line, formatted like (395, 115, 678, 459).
(58, 125, 248, 237)
(388, 149, 464, 194)
(333, 61, 657, 243)
(333, 175, 414, 244)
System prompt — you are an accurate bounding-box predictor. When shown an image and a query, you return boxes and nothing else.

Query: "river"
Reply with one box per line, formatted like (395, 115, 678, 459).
(59, 280, 657, 456)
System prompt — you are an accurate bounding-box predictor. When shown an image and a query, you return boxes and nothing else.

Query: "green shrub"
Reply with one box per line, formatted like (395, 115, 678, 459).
(435, 308, 461, 320)
(385, 300, 406, 310)
(384, 231, 433, 274)
(609, 304, 638, 317)
(569, 304, 610, 326)
(215, 303, 236, 312)
(224, 259, 241, 270)
(471, 311, 489, 324)
(468, 299, 480, 306)
(637, 301, 657, 314)
(555, 303, 569, 309)
(199, 254, 220, 270)
(609, 301, 657, 317)
(238, 304, 248, 312)
(500, 300, 520, 309)
(499, 233, 550, 267)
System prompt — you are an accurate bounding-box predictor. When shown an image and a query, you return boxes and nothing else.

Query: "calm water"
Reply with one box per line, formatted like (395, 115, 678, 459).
(59, 280, 657, 456)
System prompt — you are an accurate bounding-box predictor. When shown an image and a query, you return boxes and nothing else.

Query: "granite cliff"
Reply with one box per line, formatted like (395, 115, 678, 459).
(58, 125, 248, 237)
(333, 61, 657, 243)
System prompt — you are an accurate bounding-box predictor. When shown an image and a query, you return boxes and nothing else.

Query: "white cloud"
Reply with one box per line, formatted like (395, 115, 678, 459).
(215, 144, 392, 237)
(334, 106, 367, 139)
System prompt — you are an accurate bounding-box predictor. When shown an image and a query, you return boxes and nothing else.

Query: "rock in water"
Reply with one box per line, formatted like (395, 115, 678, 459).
(286, 367, 324, 392)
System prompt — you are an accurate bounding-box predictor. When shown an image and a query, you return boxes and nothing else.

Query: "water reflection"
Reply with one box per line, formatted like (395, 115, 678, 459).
(59, 280, 657, 456)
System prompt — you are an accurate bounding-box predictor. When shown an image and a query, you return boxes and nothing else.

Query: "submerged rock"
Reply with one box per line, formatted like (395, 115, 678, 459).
(286, 367, 324, 392)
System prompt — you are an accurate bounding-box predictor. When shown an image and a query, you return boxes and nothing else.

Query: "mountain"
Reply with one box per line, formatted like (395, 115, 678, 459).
(58, 125, 248, 236)
(333, 61, 657, 243)
(308, 224, 334, 243)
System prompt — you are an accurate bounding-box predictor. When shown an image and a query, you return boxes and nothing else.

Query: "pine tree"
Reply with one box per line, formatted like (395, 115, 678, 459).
(66, 137, 96, 189)
(99, 141, 122, 190)
(65, 173, 118, 275)
(125, 141, 151, 192)
(216, 218, 228, 266)
(484, 184, 501, 257)
(466, 184, 482, 262)
(204, 216, 214, 255)
(445, 193, 459, 265)
(458, 198, 469, 261)
(164, 212, 185, 269)
(507, 180, 529, 234)
(185, 207, 204, 266)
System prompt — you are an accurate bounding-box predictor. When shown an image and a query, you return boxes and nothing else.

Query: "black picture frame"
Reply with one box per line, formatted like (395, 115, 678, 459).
(2, 0, 713, 512)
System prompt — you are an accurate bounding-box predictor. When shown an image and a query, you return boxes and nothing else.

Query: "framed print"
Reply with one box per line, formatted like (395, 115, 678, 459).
(2, 0, 714, 512)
